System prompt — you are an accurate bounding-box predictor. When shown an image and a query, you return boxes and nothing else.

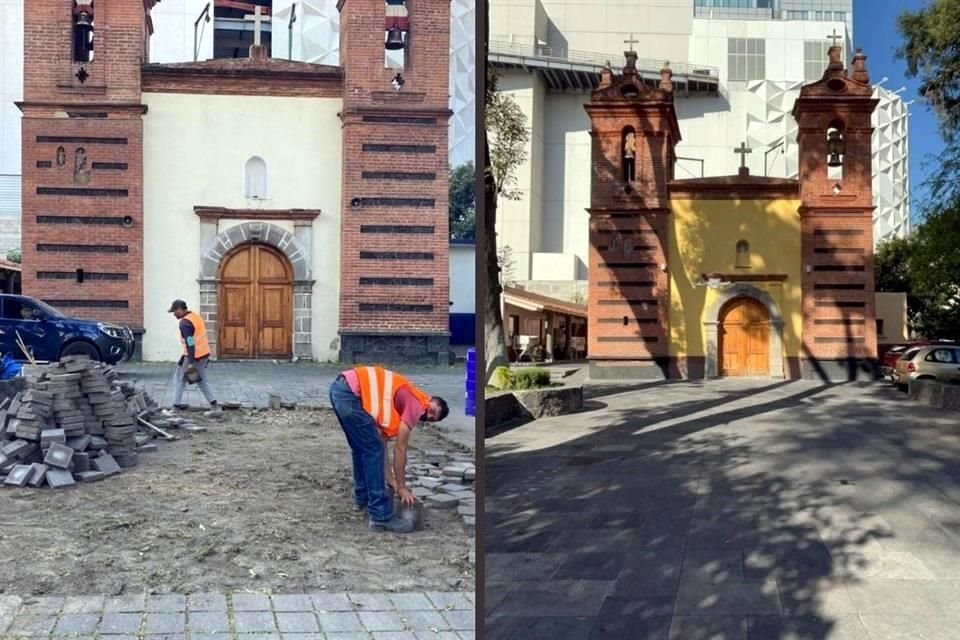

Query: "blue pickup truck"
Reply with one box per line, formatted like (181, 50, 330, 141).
(0, 294, 134, 365)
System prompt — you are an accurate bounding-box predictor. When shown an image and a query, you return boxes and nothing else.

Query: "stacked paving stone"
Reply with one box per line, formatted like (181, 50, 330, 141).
(407, 449, 476, 529)
(0, 357, 164, 489)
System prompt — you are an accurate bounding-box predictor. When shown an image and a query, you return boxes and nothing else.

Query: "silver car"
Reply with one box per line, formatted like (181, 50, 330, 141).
(893, 345, 960, 388)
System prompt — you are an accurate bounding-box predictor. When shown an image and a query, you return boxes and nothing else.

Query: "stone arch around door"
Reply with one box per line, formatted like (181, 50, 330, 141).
(704, 284, 784, 379)
(197, 221, 314, 360)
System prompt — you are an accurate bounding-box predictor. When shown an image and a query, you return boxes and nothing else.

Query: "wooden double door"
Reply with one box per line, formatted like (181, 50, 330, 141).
(719, 297, 770, 377)
(218, 244, 293, 359)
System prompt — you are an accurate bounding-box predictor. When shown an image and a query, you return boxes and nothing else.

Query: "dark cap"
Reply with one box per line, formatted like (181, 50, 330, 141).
(168, 299, 187, 313)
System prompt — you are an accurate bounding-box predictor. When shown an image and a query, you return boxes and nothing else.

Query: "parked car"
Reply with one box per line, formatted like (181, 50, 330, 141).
(0, 294, 134, 365)
(882, 340, 956, 378)
(892, 344, 960, 389)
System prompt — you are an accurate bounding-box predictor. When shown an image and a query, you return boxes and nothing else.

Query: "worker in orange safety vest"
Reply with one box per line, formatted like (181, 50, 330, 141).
(329, 366, 449, 533)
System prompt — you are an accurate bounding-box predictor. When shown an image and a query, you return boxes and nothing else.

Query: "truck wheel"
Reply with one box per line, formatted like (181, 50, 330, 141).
(60, 342, 100, 362)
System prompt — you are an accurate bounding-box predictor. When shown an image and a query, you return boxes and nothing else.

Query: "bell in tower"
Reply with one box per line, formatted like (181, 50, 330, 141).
(73, 0, 95, 63)
(384, 0, 409, 69)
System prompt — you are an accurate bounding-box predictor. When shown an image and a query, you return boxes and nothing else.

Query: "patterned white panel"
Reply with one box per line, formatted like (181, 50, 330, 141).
(745, 80, 910, 246)
(272, 0, 475, 168)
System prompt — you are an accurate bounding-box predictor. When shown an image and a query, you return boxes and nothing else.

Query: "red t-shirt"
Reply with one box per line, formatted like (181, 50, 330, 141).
(342, 370, 423, 430)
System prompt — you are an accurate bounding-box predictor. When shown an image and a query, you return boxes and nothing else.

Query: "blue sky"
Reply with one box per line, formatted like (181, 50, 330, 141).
(854, 0, 945, 222)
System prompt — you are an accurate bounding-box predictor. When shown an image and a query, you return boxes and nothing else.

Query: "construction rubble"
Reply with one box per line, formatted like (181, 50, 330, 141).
(0, 357, 192, 489)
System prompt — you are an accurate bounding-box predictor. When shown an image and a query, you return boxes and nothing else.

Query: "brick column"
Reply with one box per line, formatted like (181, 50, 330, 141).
(584, 57, 681, 379)
(792, 47, 879, 381)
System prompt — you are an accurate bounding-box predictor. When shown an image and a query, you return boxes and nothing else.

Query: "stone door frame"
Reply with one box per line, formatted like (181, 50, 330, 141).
(197, 220, 315, 360)
(704, 284, 784, 379)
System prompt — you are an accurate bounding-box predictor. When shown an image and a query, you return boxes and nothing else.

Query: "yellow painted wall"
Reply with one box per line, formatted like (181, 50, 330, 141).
(668, 198, 803, 359)
(142, 92, 343, 361)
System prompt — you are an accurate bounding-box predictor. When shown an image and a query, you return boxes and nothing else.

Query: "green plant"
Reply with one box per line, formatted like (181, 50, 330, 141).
(5, 250, 21, 264)
(512, 368, 551, 390)
(490, 366, 514, 390)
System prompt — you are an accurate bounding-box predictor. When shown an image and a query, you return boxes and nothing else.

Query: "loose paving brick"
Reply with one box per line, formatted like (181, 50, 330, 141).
(186, 593, 228, 612)
(348, 594, 395, 611)
(276, 611, 321, 633)
(359, 611, 405, 632)
(270, 594, 314, 612)
(45, 467, 76, 488)
(104, 594, 146, 612)
(100, 612, 143, 634)
(146, 594, 187, 612)
(231, 593, 273, 611)
(399, 609, 451, 631)
(62, 595, 105, 614)
(311, 593, 354, 612)
(186, 610, 231, 634)
(387, 594, 433, 611)
(54, 612, 100, 635)
(318, 611, 365, 633)
(425, 494, 459, 509)
(233, 610, 277, 633)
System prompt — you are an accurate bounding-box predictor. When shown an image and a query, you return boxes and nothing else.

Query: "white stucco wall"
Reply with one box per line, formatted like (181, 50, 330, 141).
(142, 92, 342, 362)
(449, 242, 475, 314)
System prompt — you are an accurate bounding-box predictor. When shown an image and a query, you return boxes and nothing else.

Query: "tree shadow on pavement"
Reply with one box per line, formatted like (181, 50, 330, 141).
(484, 379, 960, 639)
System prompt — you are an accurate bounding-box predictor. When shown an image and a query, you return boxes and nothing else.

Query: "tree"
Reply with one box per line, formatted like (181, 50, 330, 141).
(897, 1, 960, 204)
(4, 250, 20, 264)
(908, 203, 960, 339)
(449, 162, 476, 240)
(497, 245, 516, 288)
(483, 67, 530, 381)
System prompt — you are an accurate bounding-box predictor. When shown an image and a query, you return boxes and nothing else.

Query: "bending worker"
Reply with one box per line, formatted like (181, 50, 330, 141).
(329, 366, 449, 533)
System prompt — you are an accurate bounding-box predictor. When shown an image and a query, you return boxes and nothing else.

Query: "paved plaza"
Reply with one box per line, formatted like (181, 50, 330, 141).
(117, 361, 474, 448)
(486, 379, 960, 639)
(0, 591, 475, 639)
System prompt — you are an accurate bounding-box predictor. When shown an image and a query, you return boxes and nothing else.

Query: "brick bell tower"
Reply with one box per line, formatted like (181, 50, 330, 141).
(336, 0, 453, 365)
(18, 0, 153, 332)
(792, 46, 879, 381)
(584, 52, 681, 379)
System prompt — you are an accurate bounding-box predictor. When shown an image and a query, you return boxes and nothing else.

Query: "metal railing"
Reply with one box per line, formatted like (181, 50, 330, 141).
(489, 39, 719, 81)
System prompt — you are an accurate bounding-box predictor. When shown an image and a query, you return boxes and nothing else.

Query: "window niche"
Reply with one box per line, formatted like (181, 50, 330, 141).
(826, 120, 845, 180)
(244, 156, 269, 200)
(735, 240, 751, 269)
(622, 127, 637, 183)
(73, 0, 95, 64)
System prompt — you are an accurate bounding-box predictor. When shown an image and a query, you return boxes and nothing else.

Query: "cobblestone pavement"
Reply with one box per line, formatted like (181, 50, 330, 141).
(0, 591, 475, 639)
(486, 379, 960, 639)
(117, 362, 475, 448)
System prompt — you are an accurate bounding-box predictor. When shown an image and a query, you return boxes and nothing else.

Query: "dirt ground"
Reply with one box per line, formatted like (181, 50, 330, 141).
(0, 410, 475, 596)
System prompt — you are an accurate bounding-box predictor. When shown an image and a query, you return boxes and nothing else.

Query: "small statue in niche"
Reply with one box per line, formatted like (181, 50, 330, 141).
(74, 147, 90, 184)
(623, 131, 636, 182)
(56, 147, 66, 168)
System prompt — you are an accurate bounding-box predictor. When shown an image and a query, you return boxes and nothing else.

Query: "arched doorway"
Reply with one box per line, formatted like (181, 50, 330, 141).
(218, 243, 293, 359)
(719, 297, 770, 377)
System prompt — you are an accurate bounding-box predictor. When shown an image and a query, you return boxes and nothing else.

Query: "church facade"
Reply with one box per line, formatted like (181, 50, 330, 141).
(586, 45, 878, 381)
(19, 0, 452, 364)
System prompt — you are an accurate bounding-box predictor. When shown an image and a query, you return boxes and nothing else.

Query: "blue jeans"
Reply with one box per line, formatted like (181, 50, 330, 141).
(329, 377, 393, 522)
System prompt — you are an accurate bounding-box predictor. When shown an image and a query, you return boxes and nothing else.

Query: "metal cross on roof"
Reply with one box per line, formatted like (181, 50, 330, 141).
(733, 141, 753, 169)
(826, 28, 841, 48)
(623, 33, 639, 52)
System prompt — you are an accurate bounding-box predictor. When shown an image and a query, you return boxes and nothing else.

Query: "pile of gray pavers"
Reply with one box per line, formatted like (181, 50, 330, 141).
(407, 449, 476, 530)
(0, 356, 166, 489)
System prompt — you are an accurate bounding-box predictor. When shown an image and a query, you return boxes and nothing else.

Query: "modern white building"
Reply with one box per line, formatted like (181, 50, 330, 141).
(490, 0, 910, 294)
(0, 0, 476, 253)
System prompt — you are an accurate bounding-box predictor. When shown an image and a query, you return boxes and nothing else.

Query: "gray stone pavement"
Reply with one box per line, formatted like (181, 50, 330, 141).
(485, 378, 960, 639)
(0, 591, 475, 639)
(117, 362, 475, 448)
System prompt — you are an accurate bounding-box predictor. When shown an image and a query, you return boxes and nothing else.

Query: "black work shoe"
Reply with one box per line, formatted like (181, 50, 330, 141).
(369, 517, 414, 533)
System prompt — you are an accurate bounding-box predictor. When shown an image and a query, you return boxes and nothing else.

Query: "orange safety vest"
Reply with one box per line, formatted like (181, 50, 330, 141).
(354, 366, 431, 439)
(179, 311, 212, 359)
